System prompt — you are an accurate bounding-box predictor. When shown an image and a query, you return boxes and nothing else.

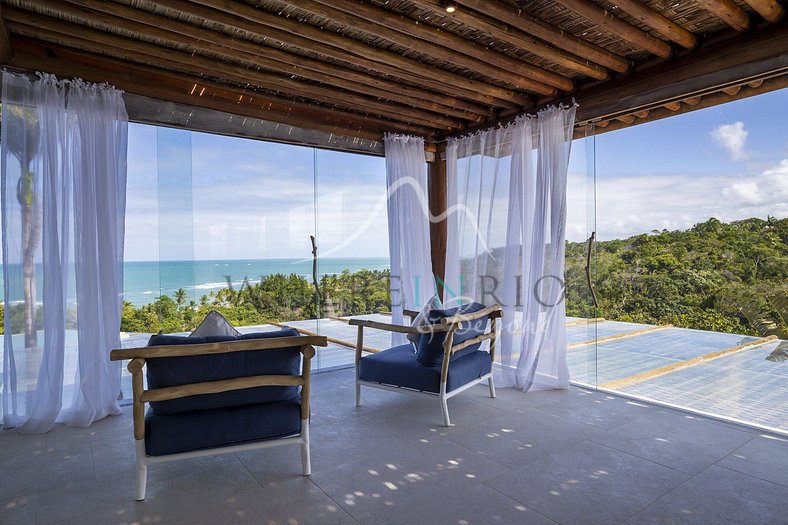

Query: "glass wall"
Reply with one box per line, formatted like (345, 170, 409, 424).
(118, 124, 391, 397)
(574, 88, 788, 434)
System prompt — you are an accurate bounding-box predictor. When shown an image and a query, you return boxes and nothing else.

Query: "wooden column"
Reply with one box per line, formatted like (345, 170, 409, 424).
(428, 144, 447, 297)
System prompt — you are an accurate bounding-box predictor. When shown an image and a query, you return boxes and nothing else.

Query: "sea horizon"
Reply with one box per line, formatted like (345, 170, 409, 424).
(0, 257, 390, 307)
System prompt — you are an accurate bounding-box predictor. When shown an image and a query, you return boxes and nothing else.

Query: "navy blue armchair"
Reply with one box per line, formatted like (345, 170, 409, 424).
(110, 328, 327, 500)
(350, 303, 502, 426)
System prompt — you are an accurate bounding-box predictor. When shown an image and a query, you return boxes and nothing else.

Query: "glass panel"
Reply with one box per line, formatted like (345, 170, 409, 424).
(591, 88, 787, 434)
(314, 149, 390, 368)
(565, 128, 598, 387)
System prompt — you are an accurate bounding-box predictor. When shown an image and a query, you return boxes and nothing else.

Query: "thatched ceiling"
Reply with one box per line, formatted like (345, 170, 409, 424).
(0, 0, 786, 151)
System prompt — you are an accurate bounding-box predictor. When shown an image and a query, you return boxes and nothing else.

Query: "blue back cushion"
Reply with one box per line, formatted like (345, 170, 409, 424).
(415, 302, 489, 366)
(146, 328, 302, 415)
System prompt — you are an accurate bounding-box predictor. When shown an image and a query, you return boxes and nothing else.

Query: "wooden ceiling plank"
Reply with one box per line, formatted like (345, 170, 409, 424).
(554, 0, 673, 58)
(4, 15, 460, 130)
(453, 0, 630, 73)
(411, 0, 610, 80)
(0, 6, 12, 63)
(611, 0, 697, 49)
(304, 0, 571, 93)
(7, 43, 433, 139)
(164, 0, 529, 109)
(56, 0, 489, 120)
(741, 0, 785, 23)
(694, 0, 751, 31)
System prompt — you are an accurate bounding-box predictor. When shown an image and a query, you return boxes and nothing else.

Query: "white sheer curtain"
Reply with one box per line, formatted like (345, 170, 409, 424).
(383, 134, 434, 345)
(444, 105, 576, 391)
(2, 72, 128, 432)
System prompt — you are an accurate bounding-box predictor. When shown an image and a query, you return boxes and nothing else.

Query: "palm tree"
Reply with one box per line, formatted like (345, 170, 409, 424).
(6, 104, 42, 349)
(174, 288, 187, 306)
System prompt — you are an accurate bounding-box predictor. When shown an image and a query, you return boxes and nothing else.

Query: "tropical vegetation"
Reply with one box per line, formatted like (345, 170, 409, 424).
(1, 217, 785, 339)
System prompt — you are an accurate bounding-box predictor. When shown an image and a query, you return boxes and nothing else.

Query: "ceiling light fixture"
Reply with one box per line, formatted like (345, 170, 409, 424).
(440, 1, 457, 13)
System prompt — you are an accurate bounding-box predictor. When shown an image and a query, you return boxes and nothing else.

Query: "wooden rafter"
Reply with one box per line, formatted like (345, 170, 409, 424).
(411, 0, 610, 80)
(610, 0, 698, 49)
(694, 0, 751, 31)
(301, 0, 572, 94)
(5, 17, 462, 130)
(8, 38, 437, 138)
(741, 0, 785, 23)
(51, 0, 490, 120)
(0, 0, 784, 148)
(554, 0, 673, 58)
(452, 0, 631, 73)
(164, 0, 530, 109)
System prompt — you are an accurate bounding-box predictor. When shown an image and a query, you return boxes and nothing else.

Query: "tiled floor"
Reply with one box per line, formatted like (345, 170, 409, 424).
(2, 367, 787, 525)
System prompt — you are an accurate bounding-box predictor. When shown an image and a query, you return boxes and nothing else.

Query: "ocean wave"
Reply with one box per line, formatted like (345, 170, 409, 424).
(193, 281, 251, 290)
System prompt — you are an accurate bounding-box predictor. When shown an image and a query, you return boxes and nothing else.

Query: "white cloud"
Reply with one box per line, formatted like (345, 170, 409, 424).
(711, 121, 749, 160)
(566, 158, 788, 241)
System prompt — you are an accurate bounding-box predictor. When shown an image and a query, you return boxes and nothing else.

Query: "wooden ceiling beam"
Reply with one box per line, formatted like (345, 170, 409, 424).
(741, 0, 785, 23)
(453, 0, 630, 73)
(410, 0, 610, 80)
(0, 6, 11, 64)
(448, 23, 788, 138)
(554, 0, 674, 58)
(585, 73, 788, 137)
(8, 38, 437, 138)
(694, 0, 751, 31)
(303, 0, 571, 93)
(164, 0, 529, 109)
(53, 0, 489, 120)
(5, 18, 461, 130)
(610, 0, 697, 49)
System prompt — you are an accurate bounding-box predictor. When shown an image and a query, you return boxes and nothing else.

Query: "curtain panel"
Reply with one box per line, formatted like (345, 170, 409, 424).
(444, 105, 577, 391)
(383, 134, 435, 345)
(1, 72, 128, 432)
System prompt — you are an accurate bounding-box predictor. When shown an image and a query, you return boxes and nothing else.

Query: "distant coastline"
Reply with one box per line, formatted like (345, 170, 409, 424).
(0, 257, 390, 307)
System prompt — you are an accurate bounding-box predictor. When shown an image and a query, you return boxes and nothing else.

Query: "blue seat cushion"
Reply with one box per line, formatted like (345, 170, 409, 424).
(144, 399, 301, 456)
(359, 344, 492, 393)
(146, 328, 302, 415)
(416, 302, 489, 366)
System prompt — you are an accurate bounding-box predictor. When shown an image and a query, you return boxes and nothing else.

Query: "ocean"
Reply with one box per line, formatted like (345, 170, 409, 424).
(1, 258, 390, 306)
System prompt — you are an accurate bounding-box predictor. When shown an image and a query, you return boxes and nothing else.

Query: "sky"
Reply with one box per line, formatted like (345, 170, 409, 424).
(124, 87, 788, 260)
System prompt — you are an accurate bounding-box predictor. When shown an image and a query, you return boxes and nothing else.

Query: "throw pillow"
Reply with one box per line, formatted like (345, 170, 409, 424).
(189, 310, 240, 338)
(406, 294, 442, 349)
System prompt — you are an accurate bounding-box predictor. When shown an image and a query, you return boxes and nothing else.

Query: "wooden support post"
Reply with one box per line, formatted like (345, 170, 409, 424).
(428, 145, 447, 299)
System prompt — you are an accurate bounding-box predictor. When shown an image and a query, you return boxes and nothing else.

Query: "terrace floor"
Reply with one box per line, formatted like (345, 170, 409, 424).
(2, 367, 788, 525)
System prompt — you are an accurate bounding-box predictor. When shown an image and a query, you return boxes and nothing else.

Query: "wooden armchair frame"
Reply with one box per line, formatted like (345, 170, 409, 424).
(349, 305, 502, 426)
(110, 335, 327, 501)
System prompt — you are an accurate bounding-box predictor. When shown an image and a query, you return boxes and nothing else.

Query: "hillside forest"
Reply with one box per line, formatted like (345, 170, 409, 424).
(1, 217, 785, 340)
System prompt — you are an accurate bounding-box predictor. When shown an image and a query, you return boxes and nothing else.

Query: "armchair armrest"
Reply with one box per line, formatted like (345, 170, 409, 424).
(110, 335, 327, 361)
